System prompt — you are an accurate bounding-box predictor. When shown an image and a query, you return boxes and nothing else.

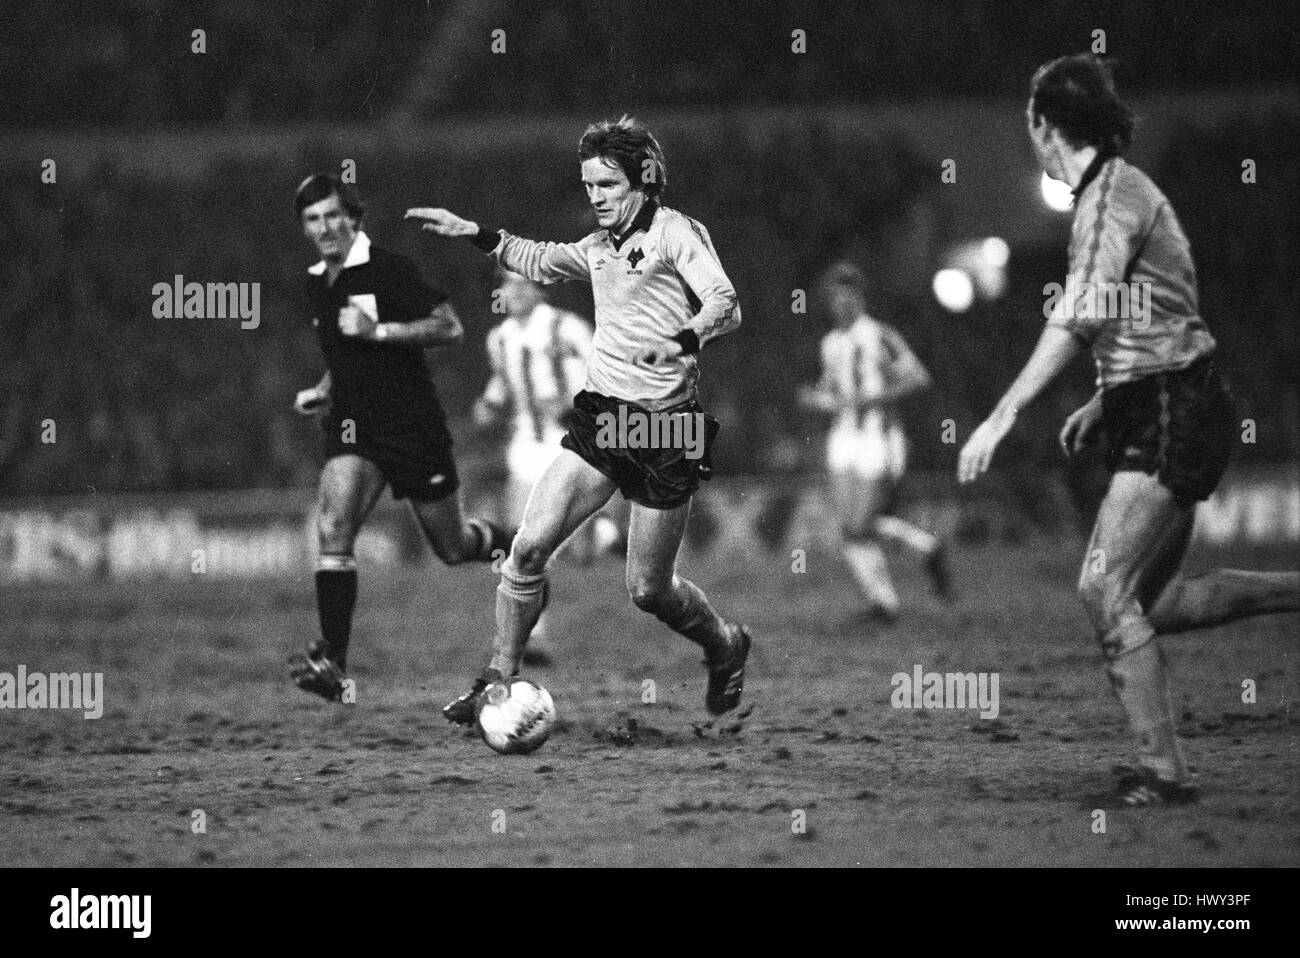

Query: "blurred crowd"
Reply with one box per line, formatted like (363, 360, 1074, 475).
(6, 0, 1293, 127)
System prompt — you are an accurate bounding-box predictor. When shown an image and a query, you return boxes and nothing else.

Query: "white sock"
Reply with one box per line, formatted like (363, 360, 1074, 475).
(874, 515, 938, 555)
(843, 542, 899, 612)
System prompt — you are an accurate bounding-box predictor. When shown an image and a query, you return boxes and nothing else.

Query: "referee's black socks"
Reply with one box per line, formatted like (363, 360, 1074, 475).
(315, 554, 359, 670)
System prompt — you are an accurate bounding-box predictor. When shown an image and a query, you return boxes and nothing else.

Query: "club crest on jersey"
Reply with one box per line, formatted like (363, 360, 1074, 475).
(626, 248, 645, 272)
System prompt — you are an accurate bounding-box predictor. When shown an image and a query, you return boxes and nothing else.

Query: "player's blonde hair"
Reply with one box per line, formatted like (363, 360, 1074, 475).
(578, 115, 667, 198)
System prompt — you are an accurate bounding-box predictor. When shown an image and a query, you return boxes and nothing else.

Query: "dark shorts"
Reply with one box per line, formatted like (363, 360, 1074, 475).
(1101, 353, 1234, 506)
(322, 412, 460, 502)
(560, 390, 720, 510)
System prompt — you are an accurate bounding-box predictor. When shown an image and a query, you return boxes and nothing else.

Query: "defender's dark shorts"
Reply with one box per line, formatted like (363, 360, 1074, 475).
(322, 413, 460, 502)
(560, 390, 720, 510)
(1101, 353, 1234, 506)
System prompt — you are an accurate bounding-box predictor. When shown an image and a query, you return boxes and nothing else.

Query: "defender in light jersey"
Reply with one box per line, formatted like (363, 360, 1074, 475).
(958, 55, 1299, 806)
(799, 262, 951, 621)
(408, 116, 751, 722)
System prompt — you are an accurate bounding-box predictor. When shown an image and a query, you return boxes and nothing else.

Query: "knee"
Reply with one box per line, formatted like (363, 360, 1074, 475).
(318, 509, 358, 552)
(628, 576, 673, 614)
(1077, 567, 1139, 634)
(509, 536, 551, 577)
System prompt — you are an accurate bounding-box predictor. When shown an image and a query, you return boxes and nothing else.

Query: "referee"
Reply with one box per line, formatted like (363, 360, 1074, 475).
(289, 173, 512, 702)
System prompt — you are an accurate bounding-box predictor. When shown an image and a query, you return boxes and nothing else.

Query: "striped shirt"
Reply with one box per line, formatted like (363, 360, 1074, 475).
(481, 304, 592, 443)
(1048, 155, 1216, 387)
(484, 203, 741, 409)
(819, 315, 909, 437)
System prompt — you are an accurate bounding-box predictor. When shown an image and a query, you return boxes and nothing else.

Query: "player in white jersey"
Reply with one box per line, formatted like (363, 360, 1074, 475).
(408, 116, 751, 723)
(798, 263, 951, 621)
(476, 268, 594, 526)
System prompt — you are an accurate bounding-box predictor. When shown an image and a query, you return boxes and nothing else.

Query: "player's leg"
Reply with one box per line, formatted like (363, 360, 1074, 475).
(1078, 471, 1199, 794)
(408, 492, 511, 566)
(443, 450, 616, 723)
(624, 499, 750, 714)
(871, 428, 952, 596)
(833, 470, 900, 619)
(291, 454, 387, 699)
(1144, 513, 1300, 633)
(506, 439, 557, 660)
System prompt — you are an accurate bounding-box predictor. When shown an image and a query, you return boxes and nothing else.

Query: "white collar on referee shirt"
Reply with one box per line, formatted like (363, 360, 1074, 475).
(307, 231, 371, 276)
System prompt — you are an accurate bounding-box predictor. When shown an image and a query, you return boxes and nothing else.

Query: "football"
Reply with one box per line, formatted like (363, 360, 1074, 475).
(475, 678, 557, 754)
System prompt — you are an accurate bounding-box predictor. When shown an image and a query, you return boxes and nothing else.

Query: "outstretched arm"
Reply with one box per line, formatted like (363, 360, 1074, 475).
(405, 207, 590, 284)
(957, 325, 1082, 483)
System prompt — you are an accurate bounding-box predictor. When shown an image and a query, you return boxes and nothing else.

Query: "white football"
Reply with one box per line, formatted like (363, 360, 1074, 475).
(475, 678, 556, 755)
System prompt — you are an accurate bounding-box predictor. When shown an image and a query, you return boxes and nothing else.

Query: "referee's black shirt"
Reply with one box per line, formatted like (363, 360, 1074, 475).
(305, 233, 450, 434)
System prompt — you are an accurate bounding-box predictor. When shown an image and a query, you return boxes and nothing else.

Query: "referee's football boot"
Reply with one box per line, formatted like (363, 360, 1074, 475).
(289, 641, 347, 702)
(442, 667, 504, 726)
(705, 624, 752, 716)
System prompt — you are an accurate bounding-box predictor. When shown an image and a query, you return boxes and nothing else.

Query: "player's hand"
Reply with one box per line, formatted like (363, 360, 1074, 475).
(404, 207, 479, 237)
(957, 411, 1015, 484)
(294, 387, 330, 417)
(338, 305, 378, 339)
(635, 340, 683, 369)
(1059, 395, 1104, 457)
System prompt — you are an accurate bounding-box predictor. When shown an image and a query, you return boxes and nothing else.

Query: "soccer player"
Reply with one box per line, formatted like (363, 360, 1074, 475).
(288, 173, 513, 702)
(406, 116, 752, 722)
(797, 262, 951, 622)
(957, 55, 1300, 805)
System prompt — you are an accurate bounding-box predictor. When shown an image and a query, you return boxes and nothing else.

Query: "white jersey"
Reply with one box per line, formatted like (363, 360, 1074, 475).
(820, 315, 909, 479)
(481, 303, 592, 445)
(488, 202, 741, 410)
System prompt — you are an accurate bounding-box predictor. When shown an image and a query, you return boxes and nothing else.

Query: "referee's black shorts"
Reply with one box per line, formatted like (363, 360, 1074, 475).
(322, 410, 460, 502)
(1101, 352, 1234, 506)
(560, 390, 720, 510)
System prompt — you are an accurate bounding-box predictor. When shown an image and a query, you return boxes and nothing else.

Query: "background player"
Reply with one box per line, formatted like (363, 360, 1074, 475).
(407, 116, 751, 722)
(288, 173, 512, 702)
(957, 55, 1300, 805)
(798, 262, 952, 622)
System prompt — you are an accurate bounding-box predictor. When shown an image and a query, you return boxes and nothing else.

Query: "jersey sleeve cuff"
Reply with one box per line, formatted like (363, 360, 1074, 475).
(469, 226, 503, 254)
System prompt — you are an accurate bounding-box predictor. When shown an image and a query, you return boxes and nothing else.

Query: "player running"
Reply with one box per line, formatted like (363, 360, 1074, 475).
(798, 262, 952, 622)
(957, 55, 1300, 805)
(289, 173, 513, 702)
(407, 116, 751, 722)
